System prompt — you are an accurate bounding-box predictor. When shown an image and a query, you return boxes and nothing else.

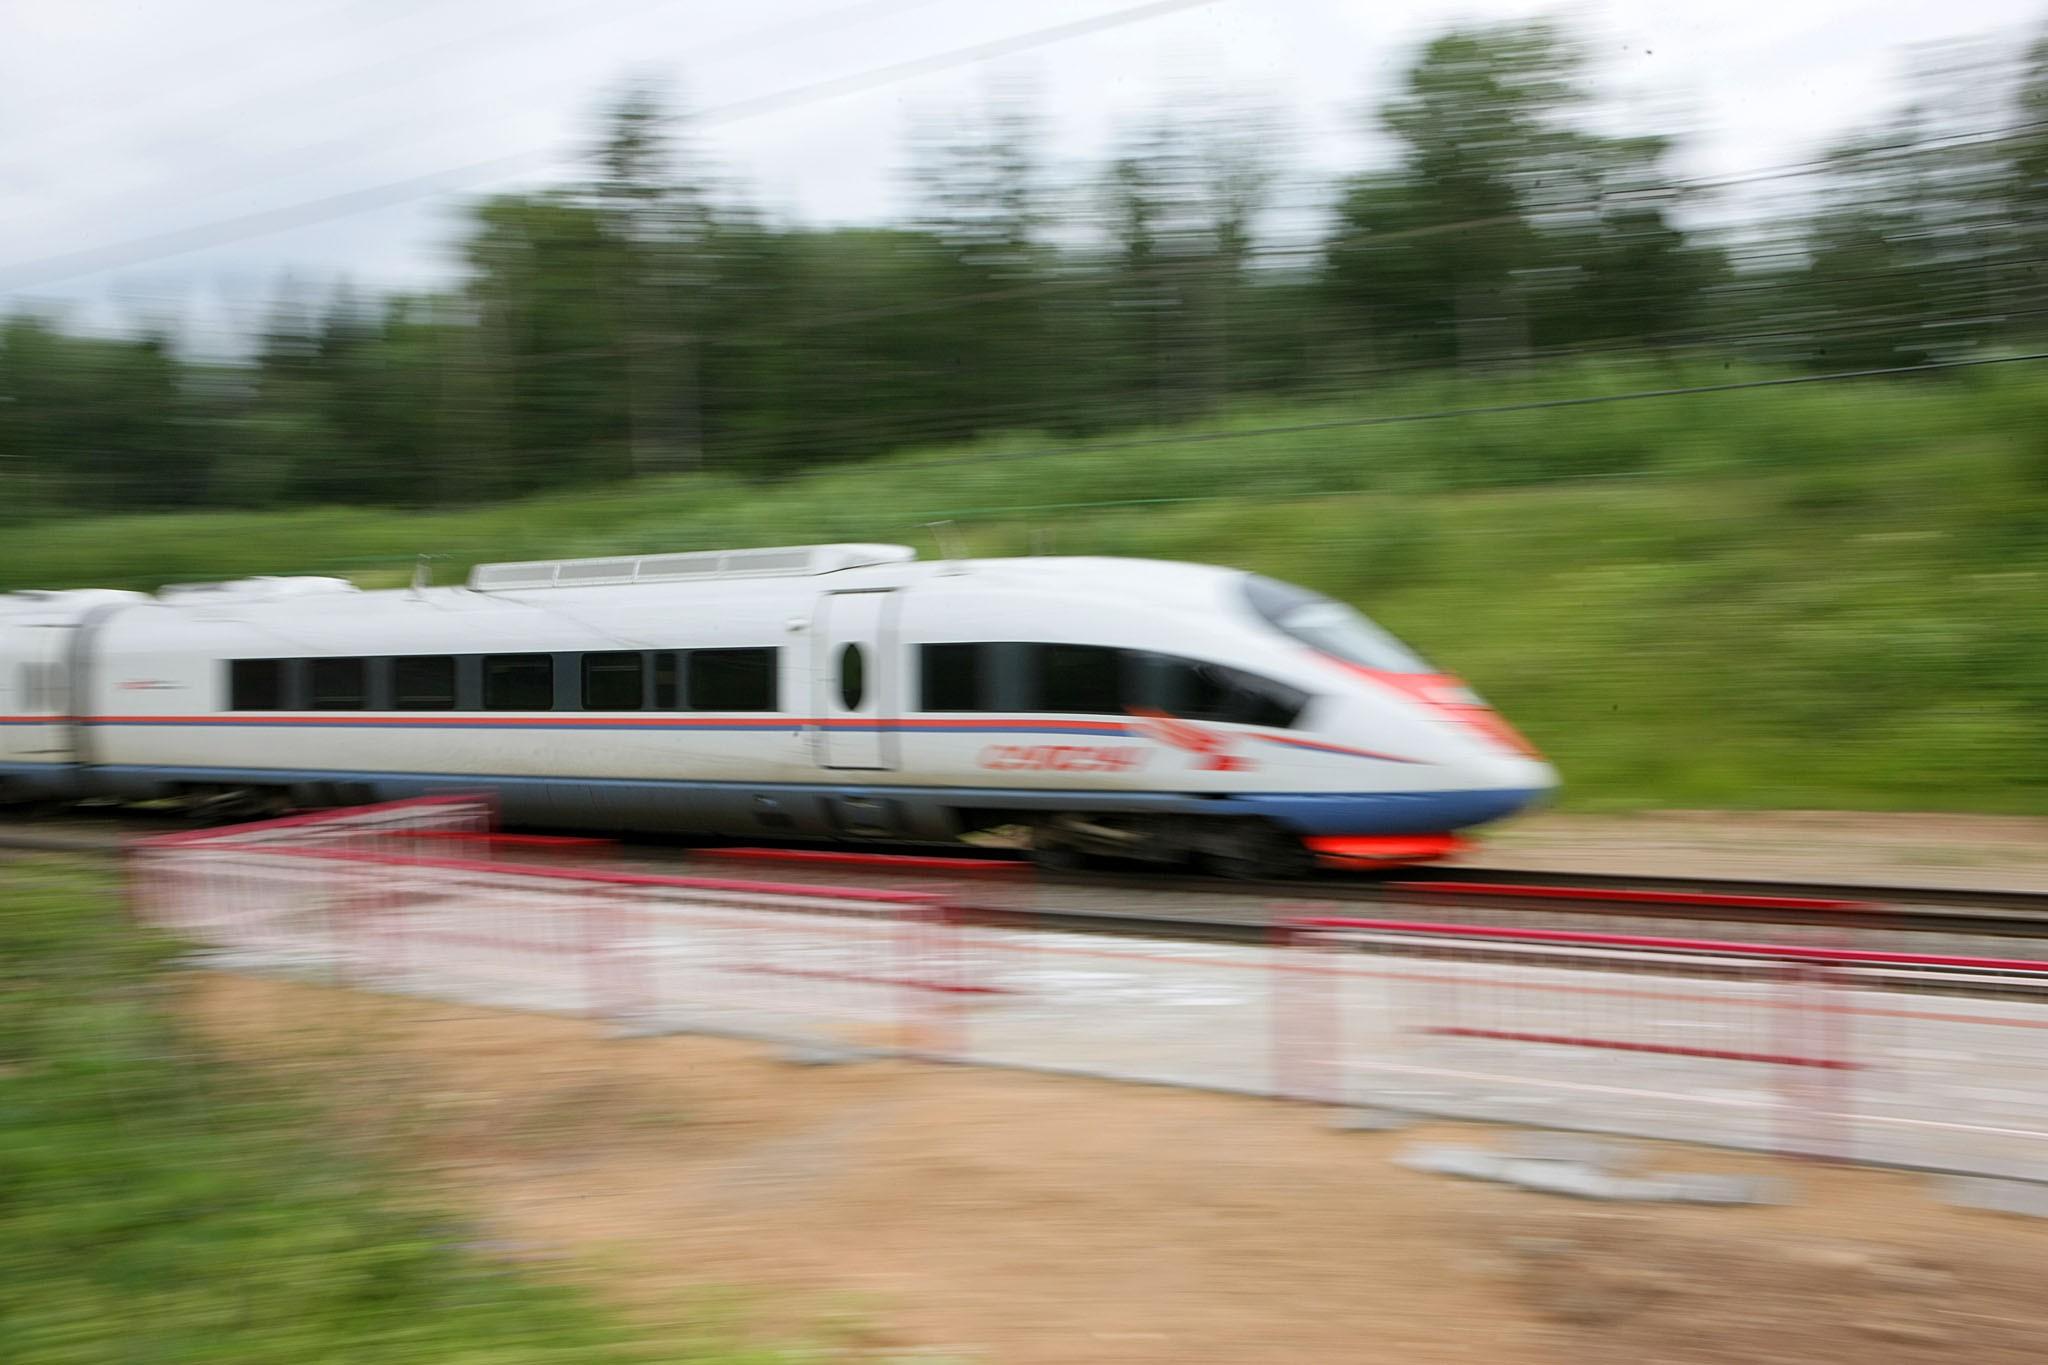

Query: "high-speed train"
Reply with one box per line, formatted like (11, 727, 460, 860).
(0, 544, 1555, 875)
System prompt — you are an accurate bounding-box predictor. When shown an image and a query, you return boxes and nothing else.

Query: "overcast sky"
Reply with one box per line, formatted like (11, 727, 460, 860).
(4, 0, 2044, 351)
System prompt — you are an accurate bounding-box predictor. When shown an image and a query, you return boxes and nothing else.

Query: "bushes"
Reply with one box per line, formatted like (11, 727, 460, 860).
(0, 861, 664, 1365)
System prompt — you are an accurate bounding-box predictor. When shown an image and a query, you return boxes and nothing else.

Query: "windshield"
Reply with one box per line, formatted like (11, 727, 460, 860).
(1242, 575, 1433, 674)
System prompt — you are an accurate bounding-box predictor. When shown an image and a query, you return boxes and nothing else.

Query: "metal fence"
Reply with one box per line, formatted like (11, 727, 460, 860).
(127, 803, 2048, 1181)
(1275, 914, 2048, 1178)
(130, 805, 978, 1054)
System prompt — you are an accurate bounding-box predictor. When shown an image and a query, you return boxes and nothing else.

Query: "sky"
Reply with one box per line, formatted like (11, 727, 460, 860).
(3, 0, 2044, 352)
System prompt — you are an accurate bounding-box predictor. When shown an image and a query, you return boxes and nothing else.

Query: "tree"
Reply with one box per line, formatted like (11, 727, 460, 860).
(1323, 22, 1713, 369)
(1532, 132, 1723, 352)
(1087, 99, 1285, 421)
(1769, 36, 2035, 369)
(464, 193, 635, 494)
(1325, 24, 1572, 367)
(0, 315, 208, 513)
(2011, 28, 2048, 271)
(904, 82, 1062, 441)
(586, 82, 718, 476)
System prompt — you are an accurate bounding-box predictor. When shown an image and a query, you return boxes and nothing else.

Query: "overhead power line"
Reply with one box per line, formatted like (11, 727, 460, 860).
(485, 128, 2048, 366)
(11, 0, 955, 240)
(0, 0, 1221, 293)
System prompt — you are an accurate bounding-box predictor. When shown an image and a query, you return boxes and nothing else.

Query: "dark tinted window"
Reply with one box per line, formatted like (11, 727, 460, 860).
(687, 648, 777, 712)
(483, 654, 554, 711)
(392, 655, 456, 710)
(308, 657, 367, 710)
(1158, 656, 1308, 729)
(1031, 643, 1127, 714)
(653, 652, 679, 709)
(838, 644, 865, 710)
(919, 643, 985, 711)
(1242, 574, 1431, 673)
(582, 651, 645, 710)
(229, 659, 283, 711)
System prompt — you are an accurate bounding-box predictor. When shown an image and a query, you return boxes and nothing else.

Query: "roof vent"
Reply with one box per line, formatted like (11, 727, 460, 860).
(469, 544, 916, 591)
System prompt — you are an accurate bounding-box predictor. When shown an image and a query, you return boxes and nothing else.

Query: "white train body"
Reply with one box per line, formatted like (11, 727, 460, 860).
(0, 589, 146, 794)
(3, 546, 1555, 865)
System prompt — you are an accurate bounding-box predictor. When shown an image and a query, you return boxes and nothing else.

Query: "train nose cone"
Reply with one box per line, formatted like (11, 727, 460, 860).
(1460, 752, 1560, 820)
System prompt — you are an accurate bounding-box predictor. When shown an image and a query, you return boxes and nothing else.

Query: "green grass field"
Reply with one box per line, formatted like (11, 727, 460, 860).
(7, 357, 2047, 813)
(0, 858, 791, 1364)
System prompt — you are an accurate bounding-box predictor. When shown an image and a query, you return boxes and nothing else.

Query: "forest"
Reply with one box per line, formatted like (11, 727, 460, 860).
(5, 16, 2047, 520)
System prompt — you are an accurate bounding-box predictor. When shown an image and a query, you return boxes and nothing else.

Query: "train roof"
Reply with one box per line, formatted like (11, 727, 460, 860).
(72, 548, 1257, 629)
(460, 544, 1246, 603)
(81, 550, 1286, 672)
(0, 588, 149, 623)
(466, 543, 916, 590)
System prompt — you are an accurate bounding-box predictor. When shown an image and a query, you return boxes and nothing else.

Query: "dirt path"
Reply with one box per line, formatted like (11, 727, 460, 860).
(1468, 810, 2048, 890)
(187, 973, 2048, 1365)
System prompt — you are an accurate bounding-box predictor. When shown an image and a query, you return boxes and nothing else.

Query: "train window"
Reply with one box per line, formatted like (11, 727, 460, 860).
(308, 658, 367, 710)
(582, 652, 645, 711)
(653, 652, 679, 710)
(1242, 574, 1432, 674)
(1031, 643, 1128, 715)
(229, 659, 284, 711)
(483, 654, 555, 711)
(919, 643, 986, 711)
(392, 655, 456, 710)
(1158, 656, 1308, 729)
(838, 644, 865, 711)
(686, 648, 777, 712)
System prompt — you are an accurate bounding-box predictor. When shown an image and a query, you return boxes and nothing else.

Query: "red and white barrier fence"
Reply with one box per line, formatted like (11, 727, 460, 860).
(129, 802, 992, 1056)
(126, 804, 2048, 1179)
(1274, 914, 2048, 1174)
(129, 796, 493, 954)
(1274, 916, 1861, 1158)
(136, 794, 492, 853)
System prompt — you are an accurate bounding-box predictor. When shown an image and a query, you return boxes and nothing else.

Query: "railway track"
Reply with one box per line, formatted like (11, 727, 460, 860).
(974, 871, 2048, 1003)
(1025, 864, 2048, 942)
(12, 811, 2048, 947)
(11, 811, 2048, 1001)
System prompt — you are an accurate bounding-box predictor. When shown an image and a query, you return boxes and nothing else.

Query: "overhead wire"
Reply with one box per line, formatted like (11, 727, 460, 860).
(12, 2, 2044, 506)
(455, 120, 2048, 373)
(0, 0, 1224, 293)
(9, 0, 956, 233)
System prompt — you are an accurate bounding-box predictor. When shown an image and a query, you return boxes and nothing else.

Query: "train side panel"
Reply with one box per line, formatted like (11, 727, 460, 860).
(75, 554, 1554, 845)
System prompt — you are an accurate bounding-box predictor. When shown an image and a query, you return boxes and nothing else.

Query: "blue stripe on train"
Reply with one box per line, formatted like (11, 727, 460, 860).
(78, 762, 1544, 836)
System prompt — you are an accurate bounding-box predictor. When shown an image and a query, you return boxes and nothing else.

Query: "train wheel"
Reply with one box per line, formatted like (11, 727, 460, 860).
(1202, 821, 1315, 880)
(1028, 817, 1139, 873)
(1028, 843, 1093, 873)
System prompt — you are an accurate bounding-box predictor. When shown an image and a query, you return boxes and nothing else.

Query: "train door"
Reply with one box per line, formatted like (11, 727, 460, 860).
(0, 645, 19, 768)
(811, 589, 899, 770)
(3, 649, 67, 769)
(34, 659, 72, 766)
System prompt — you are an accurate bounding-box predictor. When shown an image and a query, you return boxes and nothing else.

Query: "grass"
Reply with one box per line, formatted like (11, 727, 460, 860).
(6, 356, 2048, 813)
(0, 857, 784, 1364)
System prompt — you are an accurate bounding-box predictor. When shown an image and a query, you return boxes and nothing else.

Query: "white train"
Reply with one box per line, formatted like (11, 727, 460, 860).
(1, 544, 1555, 875)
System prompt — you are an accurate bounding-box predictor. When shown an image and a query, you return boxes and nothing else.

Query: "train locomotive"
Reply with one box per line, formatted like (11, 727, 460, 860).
(0, 544, 1555, 876)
